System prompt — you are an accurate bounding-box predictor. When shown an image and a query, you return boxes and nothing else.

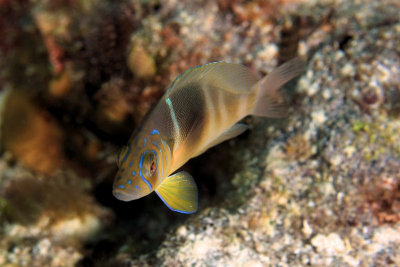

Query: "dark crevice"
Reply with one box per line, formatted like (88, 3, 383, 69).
(79, 137, 244, 265)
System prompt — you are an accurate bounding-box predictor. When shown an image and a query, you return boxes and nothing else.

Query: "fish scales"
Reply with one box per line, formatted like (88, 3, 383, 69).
(113, 58, 305, 213)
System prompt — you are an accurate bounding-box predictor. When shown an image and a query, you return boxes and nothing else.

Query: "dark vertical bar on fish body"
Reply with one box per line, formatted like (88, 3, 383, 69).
(165, 82, 207, 152)
(143, 97, 176, 144)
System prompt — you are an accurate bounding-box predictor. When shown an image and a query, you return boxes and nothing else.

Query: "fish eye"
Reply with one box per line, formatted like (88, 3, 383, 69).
(142, 151, 157, 178)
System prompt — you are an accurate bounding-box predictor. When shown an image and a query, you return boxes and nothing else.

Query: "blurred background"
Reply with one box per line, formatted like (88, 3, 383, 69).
(0, 0, 399, 266)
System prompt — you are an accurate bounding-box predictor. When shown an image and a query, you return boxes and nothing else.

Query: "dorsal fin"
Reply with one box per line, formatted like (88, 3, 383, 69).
(166, 62, 259, 96)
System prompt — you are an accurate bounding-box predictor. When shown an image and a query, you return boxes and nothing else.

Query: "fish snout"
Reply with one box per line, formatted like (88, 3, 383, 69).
(112, 185, 136, 201)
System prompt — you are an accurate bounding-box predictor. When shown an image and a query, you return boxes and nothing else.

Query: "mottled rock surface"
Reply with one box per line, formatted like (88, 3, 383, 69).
(117, 0, 400, 266)
(0, 0, 399, 266)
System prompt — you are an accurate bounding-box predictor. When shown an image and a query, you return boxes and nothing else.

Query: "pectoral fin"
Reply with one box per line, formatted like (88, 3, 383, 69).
(155, 171, 198, 214)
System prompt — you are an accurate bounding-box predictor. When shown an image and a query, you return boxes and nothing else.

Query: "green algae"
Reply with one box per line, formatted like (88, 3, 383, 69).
(351, 118, 400, 161)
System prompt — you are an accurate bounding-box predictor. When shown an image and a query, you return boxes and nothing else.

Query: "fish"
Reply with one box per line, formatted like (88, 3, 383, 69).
(112, 57, 305, 214)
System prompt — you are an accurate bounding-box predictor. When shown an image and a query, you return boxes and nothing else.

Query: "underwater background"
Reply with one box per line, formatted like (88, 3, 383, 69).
(0, 0, 399, 266)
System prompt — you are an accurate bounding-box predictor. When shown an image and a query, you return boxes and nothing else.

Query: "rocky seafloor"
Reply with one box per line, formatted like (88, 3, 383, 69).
(0, 0, 399, 266)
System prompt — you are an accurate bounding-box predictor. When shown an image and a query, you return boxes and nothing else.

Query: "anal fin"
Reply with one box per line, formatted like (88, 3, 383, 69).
(155, 171, 198, 214)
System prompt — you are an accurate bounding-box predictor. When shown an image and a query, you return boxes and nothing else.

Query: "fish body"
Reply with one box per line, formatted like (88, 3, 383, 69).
(113, 58, 305, 213)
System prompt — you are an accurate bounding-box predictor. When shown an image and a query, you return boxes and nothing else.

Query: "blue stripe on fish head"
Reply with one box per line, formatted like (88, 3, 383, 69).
(113, 159, 153, 201)
(116, 143, 131, 167)
(151, 129, 160, 135)
(113, 132, 167, 202)
(113, 138, 151, 201)
(152, 140, 164, 183)
(139, 149, 158, 191)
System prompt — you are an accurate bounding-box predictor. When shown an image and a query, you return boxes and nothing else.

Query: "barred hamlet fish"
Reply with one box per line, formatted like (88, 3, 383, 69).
(113, 58, 305, 213)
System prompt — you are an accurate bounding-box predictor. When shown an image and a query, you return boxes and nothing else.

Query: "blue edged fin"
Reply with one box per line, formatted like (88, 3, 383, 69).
(155, 171, 198, 214)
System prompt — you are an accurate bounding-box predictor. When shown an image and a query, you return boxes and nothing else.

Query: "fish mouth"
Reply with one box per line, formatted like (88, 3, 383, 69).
(112, 187, 136, 202)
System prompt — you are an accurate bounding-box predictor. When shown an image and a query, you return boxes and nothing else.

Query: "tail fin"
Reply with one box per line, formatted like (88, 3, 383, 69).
(252, 57, 306, 118)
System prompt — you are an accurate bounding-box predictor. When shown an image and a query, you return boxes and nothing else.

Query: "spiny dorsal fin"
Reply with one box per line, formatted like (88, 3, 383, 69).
(166, 62, 259, 96)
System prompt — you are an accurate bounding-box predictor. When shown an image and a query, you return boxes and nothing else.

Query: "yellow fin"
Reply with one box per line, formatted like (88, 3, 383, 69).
(192, 123, 249, 158)
(155, 171, 198, 214)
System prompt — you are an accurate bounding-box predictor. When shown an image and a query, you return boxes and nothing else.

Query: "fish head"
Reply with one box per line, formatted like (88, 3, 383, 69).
(113, 131, 170, 201)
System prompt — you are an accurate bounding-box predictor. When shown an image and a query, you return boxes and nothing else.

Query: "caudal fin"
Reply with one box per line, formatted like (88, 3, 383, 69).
(252, 57, 306, 118)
